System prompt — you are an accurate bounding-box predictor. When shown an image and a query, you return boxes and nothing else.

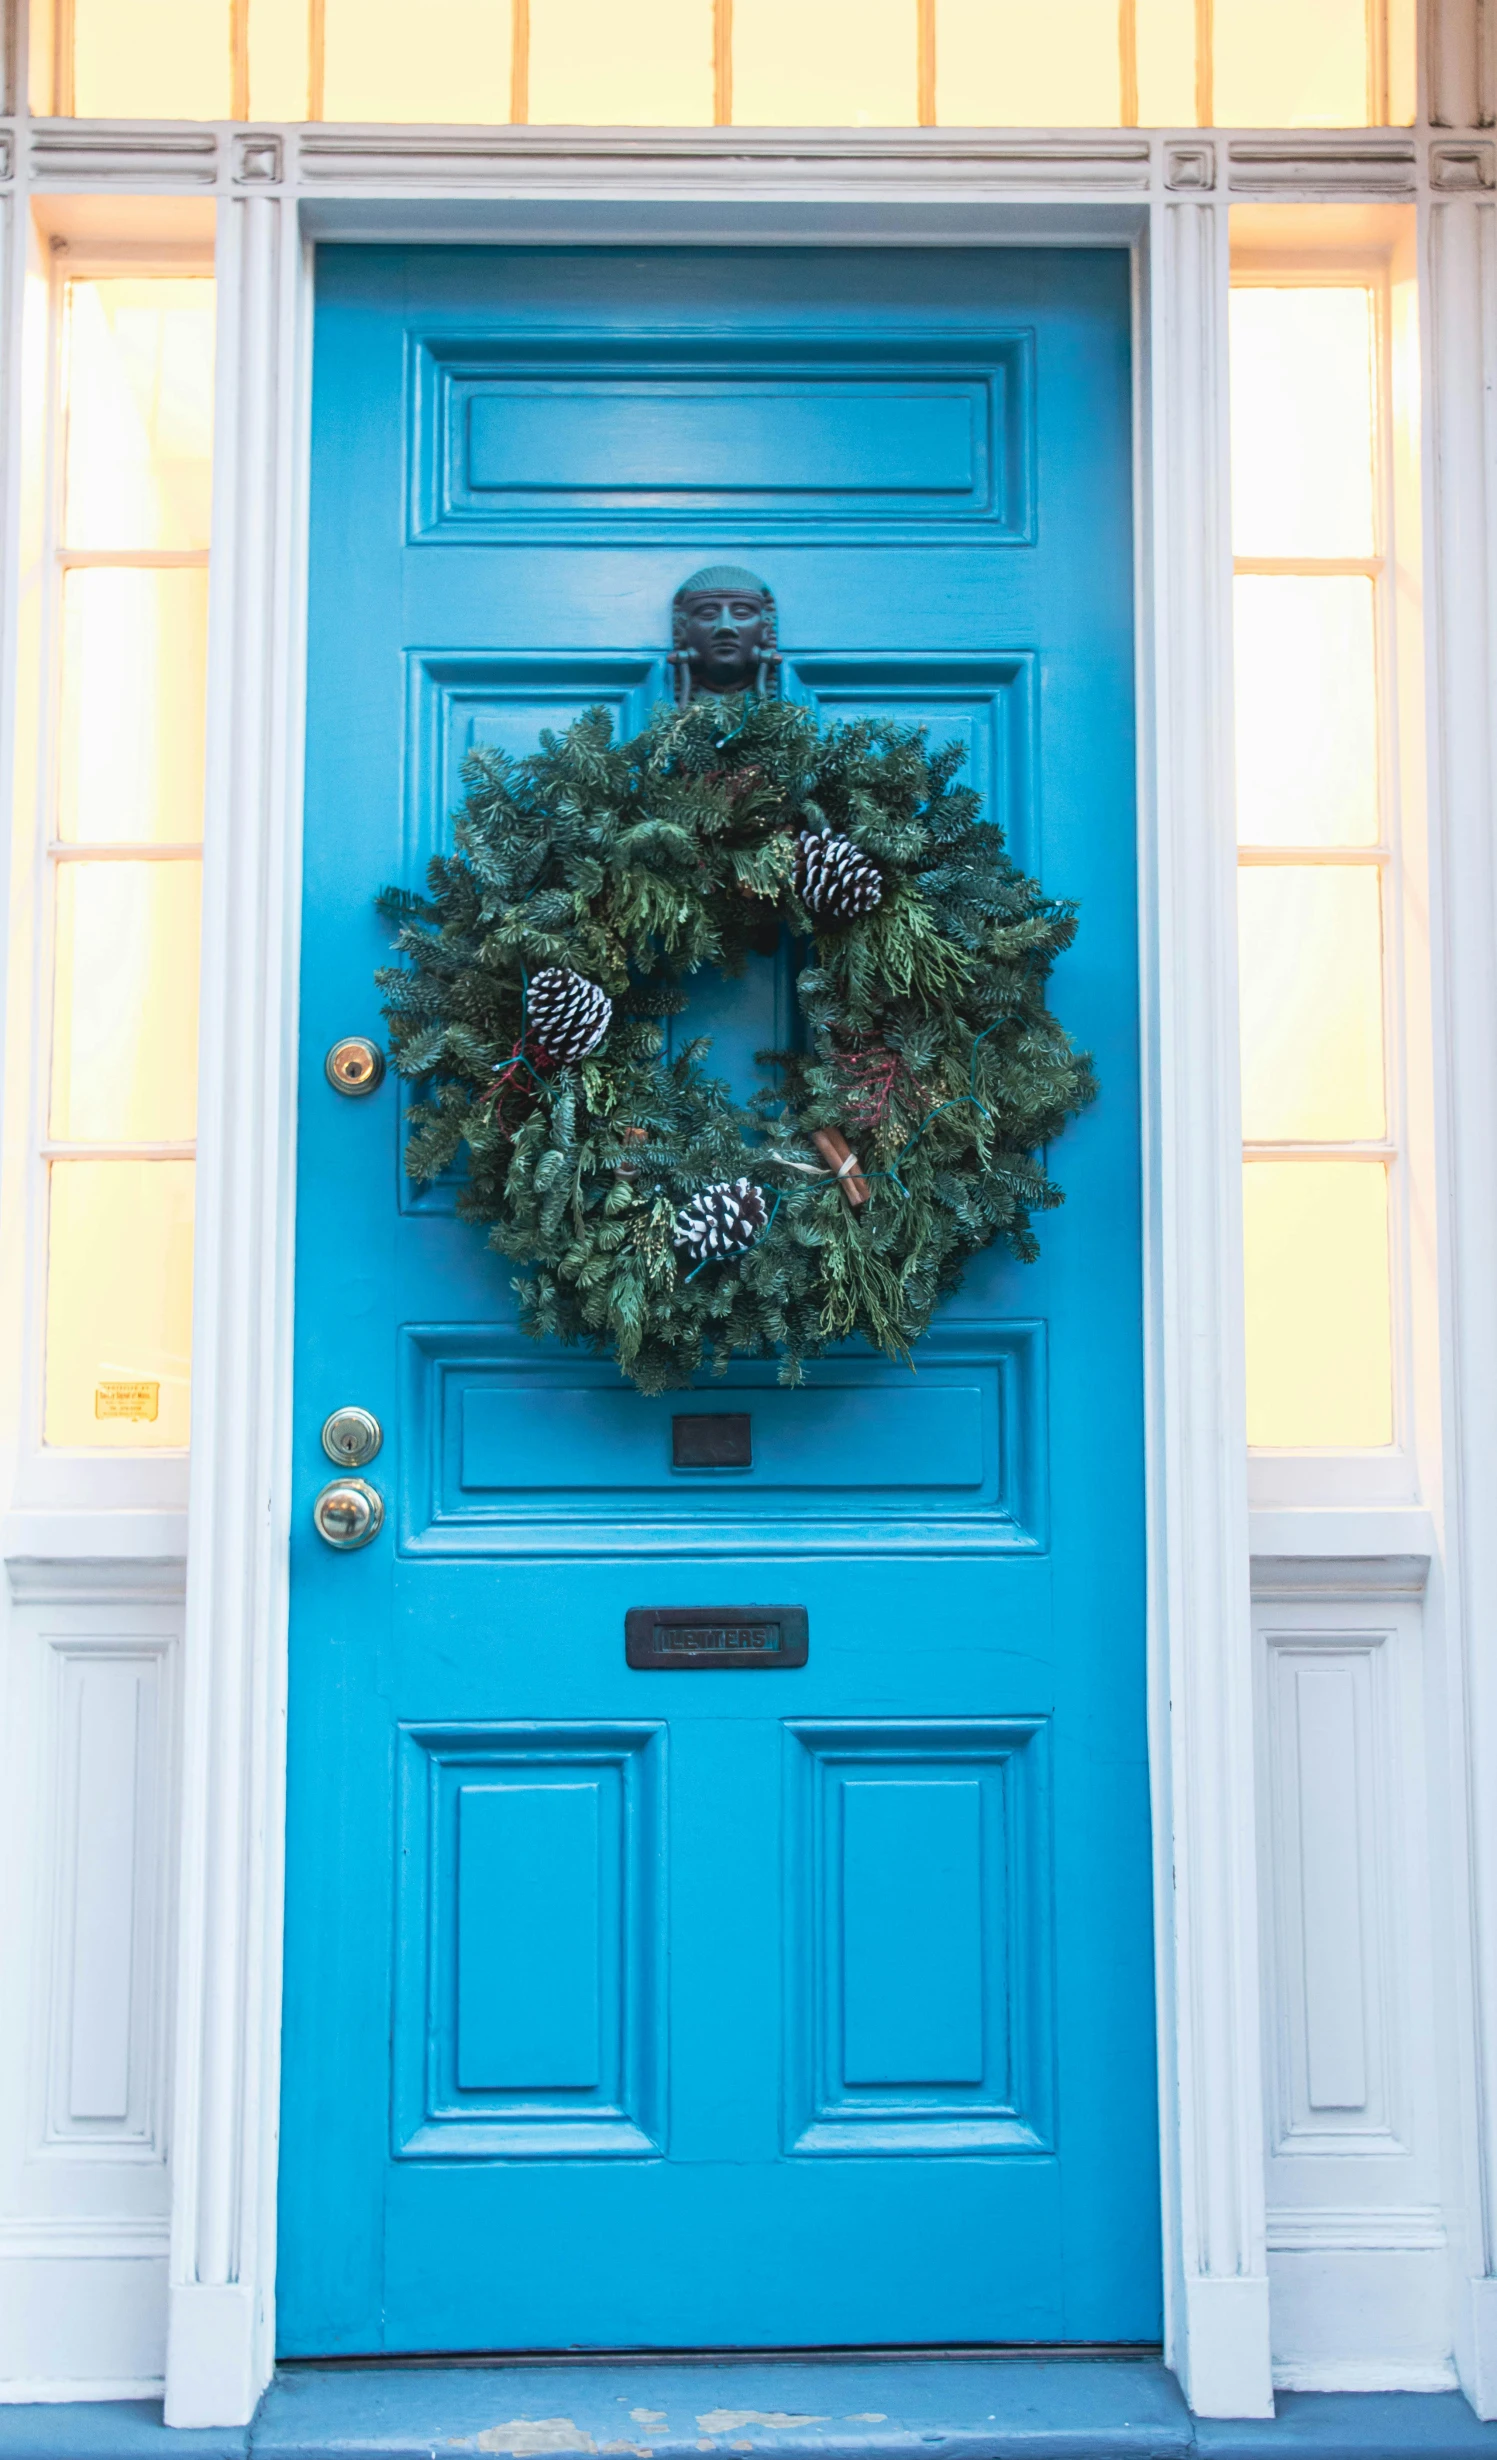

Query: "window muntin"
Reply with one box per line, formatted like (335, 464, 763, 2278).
(41, 275, 212, 1451)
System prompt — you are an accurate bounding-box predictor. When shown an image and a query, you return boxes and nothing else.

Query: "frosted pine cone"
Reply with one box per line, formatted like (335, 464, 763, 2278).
(672, 1178, 770, 1265)
(796, 829, 884, 921)
(527, 966, 612, 1063)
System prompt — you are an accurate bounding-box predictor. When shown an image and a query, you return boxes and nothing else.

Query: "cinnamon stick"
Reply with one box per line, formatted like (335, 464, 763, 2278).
(811, 1125, 870, 1208)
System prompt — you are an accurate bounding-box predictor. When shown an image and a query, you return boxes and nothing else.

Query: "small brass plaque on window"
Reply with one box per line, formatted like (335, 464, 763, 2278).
(94, 1379, 159, 1423)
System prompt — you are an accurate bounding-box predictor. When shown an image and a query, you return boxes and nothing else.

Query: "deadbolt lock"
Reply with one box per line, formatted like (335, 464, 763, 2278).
(325, 1035, 385, 1097)
(312, 1477, 384, 1551)
(321, 1405, 383, 1468)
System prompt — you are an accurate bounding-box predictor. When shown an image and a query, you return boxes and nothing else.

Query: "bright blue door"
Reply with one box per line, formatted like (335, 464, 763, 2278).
(279, 245, 1157, 2354)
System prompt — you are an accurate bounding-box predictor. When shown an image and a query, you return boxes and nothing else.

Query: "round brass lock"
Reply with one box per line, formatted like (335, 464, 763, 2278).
(312, 1477, 384, 1550)
(321, 1404, 383, 1468)
(325, 1035, 385, 1097)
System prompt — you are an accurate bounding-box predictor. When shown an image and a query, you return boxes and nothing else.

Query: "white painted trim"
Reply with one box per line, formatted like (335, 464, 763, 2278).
(163, 191, 307, 2431)
(1142, 191, 1274, 2416)
(1424, 183, 1497, 2420)
(0, 2218, 171, 2257)
(0, 2380, 167, 2406)
(1274, 2361, 1461, 2392)
(1249, 1506, 1436, 1569)
(1267, 2207, 1447, 2249)
(1251, 1554, 1432, 1598)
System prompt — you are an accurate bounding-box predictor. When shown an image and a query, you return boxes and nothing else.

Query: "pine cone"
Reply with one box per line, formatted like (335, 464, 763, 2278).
(527, 966, 612, 1063)
(672, 1178, 770, 1265)
(796, 829, 884, 921)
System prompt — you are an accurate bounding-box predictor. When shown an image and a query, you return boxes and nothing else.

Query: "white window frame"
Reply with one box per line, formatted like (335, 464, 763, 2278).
(1229, 209, 1434, 1512)
(21, 236, 211, 1505)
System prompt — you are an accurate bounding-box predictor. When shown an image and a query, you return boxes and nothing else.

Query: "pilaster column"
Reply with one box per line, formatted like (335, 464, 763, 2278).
(1424, 181, 1497, 2418)
(164, 188, 305, 2431)
(1147, 189, 1274, 2421)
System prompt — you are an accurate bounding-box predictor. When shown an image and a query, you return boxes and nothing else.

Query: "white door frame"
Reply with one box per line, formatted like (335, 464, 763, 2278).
(168, 152, 1266, 2427)
(1, 54, 1490, 2430)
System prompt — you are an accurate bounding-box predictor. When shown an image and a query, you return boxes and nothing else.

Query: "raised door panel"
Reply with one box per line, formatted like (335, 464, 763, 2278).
(394, 1723, 665, 2157)
(784, 1720, 1054, 2155)
(414, 337, 1034, 543)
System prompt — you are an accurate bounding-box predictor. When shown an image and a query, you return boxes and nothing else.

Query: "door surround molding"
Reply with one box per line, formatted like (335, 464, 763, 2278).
(12, 92, 1457, 2429)
(161, 166, 1269, 2427)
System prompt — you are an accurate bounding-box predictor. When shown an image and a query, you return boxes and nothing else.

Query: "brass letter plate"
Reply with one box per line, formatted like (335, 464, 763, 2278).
(626, 1606, 808, 1670)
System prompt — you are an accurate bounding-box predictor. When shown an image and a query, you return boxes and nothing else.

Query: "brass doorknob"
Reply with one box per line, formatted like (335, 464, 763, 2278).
(325, 1036, 385, 1096)
(312, 1477, 384, 1550)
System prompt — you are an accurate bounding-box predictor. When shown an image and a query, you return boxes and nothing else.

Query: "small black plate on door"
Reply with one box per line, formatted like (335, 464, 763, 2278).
(626, 1605, 809, 1669)
(672, 1412, 752, 1468)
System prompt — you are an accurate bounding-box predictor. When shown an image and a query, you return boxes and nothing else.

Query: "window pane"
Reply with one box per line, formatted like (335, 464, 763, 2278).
(248, 0, 310, 120)
(58, 570, 209, 846)
(530, 0, 710, 124)
(65, 280, 215, 551)
(936, 0, 1121, 127)
(73, 0, 230, 117)
(323, 0, 512, 119)
(1136, 0, 1197, 127)
(1238, 866, 1385, 1141)
(1214, 0, 1368, 125)
(1230, 288, 1376, 559)
(51, 862, 201, 1145)
(734, 0, 916, 125)
(1243, 1160, 1393, 1447)
(1388, 0, 1416, 123)
(1234, 576, 1379, 846)
(45, 1161, 194, 1449)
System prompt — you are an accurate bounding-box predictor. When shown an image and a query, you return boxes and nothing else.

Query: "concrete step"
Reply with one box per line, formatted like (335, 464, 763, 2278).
(5, 2359, 1497, 2460)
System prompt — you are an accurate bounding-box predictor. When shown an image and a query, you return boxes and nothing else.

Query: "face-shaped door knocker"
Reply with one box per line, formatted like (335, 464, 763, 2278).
(667, 564, 782, 707)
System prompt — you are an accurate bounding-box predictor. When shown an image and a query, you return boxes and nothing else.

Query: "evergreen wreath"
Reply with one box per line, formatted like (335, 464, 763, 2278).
(377, 691, 1096, 1397)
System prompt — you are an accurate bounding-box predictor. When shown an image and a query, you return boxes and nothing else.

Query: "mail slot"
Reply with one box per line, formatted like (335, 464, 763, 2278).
(626, 1605, 809, 1669)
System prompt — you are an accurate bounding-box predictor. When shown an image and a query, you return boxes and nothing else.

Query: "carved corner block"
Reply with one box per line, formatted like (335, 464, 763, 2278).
(1430, 140, 1496, 192)
(1165, 143, 1216, 193)
(233, 132, 284, 186)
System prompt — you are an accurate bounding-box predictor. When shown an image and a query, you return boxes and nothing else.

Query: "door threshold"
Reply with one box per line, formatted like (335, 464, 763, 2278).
(278, 2345, 1165, 2370)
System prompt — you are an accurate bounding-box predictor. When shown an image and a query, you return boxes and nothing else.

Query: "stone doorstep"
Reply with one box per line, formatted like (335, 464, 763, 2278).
(4, 2361, 1497, 2460)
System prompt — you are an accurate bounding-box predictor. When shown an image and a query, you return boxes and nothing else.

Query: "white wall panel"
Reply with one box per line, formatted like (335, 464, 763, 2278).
(1255, 1588, 1451, 2387)
(44, 1643, 166, 2151)
(0, 1595, 179, 2401)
